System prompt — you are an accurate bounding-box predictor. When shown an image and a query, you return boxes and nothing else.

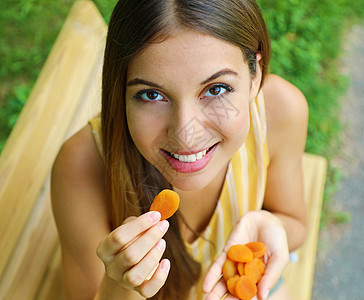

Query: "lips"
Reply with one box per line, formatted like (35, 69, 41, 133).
(160, 143, 218, 173)
(164, 144, 215, 162)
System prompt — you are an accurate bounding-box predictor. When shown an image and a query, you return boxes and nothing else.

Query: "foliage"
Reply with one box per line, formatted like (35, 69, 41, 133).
(0, 0, 73, 151)
(258, 0, 363, 227)
(0, 0, 116, 153)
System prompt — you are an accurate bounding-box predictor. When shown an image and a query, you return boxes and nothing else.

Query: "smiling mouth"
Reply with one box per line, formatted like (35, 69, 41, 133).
(162, 143, 217, 163)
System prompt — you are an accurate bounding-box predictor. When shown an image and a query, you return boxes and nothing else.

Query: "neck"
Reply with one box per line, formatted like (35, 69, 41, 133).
(173, 163, 229, 243)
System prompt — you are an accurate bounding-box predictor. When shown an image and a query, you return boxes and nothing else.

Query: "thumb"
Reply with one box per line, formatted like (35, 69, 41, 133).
(256, 251, 288, 299)
(123, 216, 137, 224)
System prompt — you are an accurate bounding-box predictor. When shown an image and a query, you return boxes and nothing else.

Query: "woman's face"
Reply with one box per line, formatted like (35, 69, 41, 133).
(126, 29, 261, 191)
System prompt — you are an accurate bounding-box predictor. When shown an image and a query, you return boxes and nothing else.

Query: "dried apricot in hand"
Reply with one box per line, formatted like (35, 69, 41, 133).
(235, 276, 257, 300)
(237, 262, 245, 276)
(149, 189, 180, 220)
(226, 274, 240, 297)
(223, 242, 267, 299)
(245, 241, 266, 258)
(222, 258, 238, 281)
(244, 258, 265, 283)
(227, 245, 253, 263)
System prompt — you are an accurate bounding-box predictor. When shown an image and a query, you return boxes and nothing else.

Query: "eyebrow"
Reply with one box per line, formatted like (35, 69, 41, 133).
(126, 68, 239, 88)
(200, 68, 239, 85)
(126, 78, 163, 89)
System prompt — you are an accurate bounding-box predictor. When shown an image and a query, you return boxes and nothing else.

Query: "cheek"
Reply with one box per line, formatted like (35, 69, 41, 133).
(227, 106, 250, 146)
(204, 97, 250, 143)
(126, 102, 165, 155)
(126, 103, 148, 149)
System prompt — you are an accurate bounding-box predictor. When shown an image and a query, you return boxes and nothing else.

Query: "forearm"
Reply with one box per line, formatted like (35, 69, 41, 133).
(272, 211, 307, 251)
(94, 274, 145, 300)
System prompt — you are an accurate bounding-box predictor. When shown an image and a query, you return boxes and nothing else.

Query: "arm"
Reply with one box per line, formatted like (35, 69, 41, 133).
(262, 74, 309, 251)
(51, 125, 110, 299)
(51, 125, 170, 299)
(203, 74, 308, 299)
(51, 125, 148, 300)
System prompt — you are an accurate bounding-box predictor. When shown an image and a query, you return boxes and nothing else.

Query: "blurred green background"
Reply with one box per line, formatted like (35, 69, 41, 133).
(0, 0, 363, 225)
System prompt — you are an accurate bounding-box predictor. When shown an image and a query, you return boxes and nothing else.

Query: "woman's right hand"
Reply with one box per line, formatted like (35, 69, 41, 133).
(96, 211, 170, 298)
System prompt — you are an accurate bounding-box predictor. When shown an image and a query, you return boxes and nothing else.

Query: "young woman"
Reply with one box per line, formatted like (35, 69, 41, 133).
(51, 0, 308, 299)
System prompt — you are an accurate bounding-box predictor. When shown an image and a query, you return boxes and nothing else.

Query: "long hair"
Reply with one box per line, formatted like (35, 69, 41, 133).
(101, 1, 270, 298)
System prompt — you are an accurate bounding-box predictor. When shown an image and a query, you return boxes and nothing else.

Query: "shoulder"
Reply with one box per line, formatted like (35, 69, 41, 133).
(262, 74, 308, 159)
(51, 124, 109, 226)
(262, 74, 308, 129)
(52, 124, 104, 187)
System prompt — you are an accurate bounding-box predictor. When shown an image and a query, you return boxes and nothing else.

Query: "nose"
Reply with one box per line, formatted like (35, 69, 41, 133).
(167, 101, 211, 150)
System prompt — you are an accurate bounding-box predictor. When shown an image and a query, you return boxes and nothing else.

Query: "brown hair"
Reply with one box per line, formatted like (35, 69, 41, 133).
(101, 0, 270, 298)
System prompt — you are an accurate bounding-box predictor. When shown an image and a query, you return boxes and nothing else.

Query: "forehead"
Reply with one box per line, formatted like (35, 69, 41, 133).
(127, 29, 247, 80)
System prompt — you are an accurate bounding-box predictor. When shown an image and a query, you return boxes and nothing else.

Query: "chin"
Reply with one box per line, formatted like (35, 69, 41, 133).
(167, 174, 212, 192)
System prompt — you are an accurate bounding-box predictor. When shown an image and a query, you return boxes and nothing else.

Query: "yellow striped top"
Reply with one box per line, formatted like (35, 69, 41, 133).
(89, 92, 270, 299)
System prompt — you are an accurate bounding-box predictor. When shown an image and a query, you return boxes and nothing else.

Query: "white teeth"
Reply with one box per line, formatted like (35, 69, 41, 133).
(171, 148, 209, 162)
(187, 154, 196, 162)
(180, 155, 188, 162)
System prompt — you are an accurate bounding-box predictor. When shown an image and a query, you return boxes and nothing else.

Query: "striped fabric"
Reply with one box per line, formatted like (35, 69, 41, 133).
(89, 92, 270, 299)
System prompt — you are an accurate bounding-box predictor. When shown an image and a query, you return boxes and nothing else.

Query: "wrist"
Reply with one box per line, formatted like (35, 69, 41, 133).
(269, 211, 307, 251)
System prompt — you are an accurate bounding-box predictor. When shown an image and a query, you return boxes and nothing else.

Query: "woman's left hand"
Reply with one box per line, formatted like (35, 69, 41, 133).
(202, 210, 289, 300)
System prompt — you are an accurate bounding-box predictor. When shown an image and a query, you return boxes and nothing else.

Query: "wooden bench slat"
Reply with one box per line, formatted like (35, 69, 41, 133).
(0, 0, 106, 292)
(282, 153, 327, 300)
(0, 179, 59, 299)
(36, 245, 63, 300)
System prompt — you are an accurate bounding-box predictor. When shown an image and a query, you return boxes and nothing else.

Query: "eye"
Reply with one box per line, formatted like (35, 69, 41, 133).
(134, 89, 165, 102)
(203, 84, 233, 99)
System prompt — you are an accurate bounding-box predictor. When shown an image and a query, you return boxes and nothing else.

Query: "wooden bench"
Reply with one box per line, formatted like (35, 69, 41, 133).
(0, 1, 327, 299)
(282, 153, 327, 300)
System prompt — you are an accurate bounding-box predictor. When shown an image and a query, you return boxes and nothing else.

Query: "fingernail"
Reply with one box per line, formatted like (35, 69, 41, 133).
(263, 289, 270, 300)
(148, 211, 161, 223)
(156, 239, 166, 251)
(158, 220, 169, 233)
(160, 259, 170, 271)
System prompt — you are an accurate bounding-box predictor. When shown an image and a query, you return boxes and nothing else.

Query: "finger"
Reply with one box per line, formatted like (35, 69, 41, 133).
(202, 251, 227, 294)
(124, 216, 137, 223)
(257, 251, 288, 299)
(123, 239, 166, 288)
(204, 277, 229, 300)
(146, 264, 159, 281)
(114, 220, 169, 271)
(137, 259, 171, 298)
(225, 295, 241, 300)
(113, 216, 141, 254)
(97, 211, 161, 261)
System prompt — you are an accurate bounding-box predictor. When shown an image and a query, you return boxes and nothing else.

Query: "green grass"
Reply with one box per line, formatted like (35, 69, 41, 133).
(1, 0, 363, 226)
(258, 0, 364, 227)
(0, 0, 117, 150)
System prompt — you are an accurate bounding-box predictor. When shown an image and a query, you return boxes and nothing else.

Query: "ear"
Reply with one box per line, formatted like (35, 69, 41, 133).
(249, 53, 262, 103)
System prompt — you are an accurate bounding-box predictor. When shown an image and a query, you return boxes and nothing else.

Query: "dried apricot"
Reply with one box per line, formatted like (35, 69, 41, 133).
(237, 262, 245, 276)
(227, 245, 253, 263)
(244, 258, 265, 283)
(149, 189, 180, 220)
(226, 274, 240, 297)
(222, 258, 238, 281)
(235, 275, 257, 300)
(245, 241, 266, 258)
(223, 242, 267, 299)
